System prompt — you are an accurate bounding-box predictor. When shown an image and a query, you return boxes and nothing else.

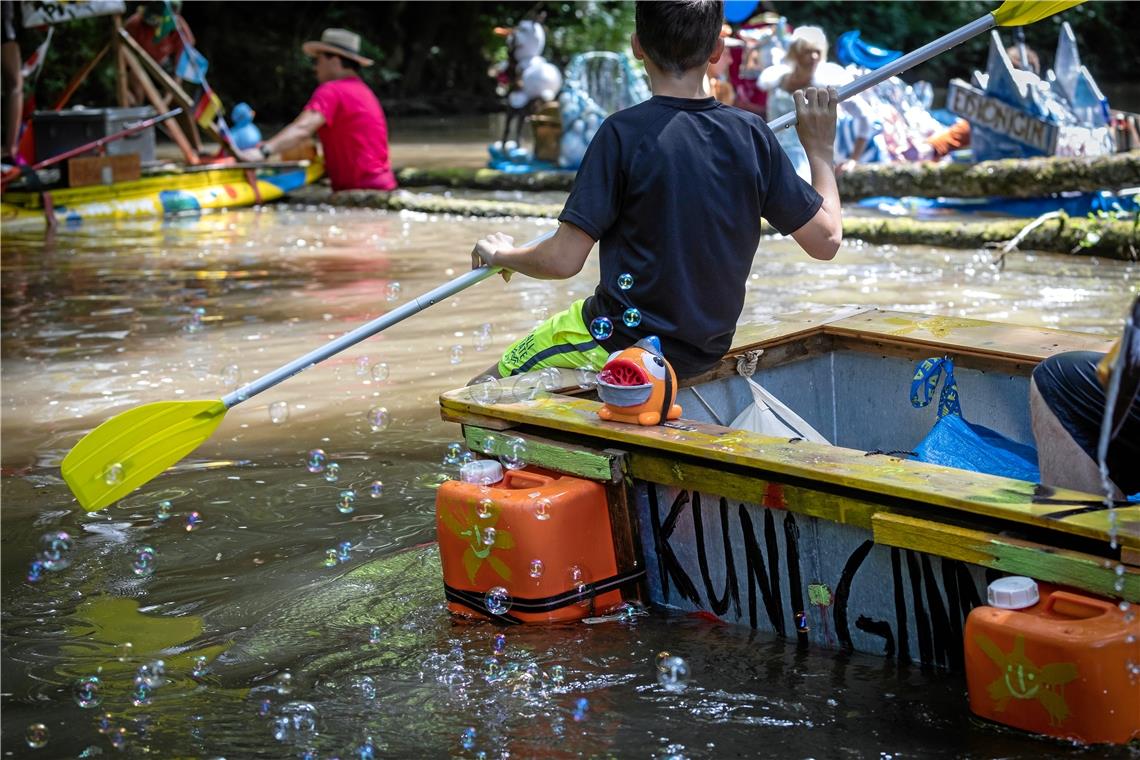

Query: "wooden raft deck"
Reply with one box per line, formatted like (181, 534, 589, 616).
(440, 310, 1137, 599)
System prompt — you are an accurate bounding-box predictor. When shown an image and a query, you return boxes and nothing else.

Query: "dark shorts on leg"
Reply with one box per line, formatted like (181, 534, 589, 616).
(1033, 350, 1140, 495)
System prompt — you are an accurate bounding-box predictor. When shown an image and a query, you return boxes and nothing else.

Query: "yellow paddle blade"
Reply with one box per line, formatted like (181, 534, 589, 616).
(992, 0, 1084, 27)
(61, 400, 227, 512)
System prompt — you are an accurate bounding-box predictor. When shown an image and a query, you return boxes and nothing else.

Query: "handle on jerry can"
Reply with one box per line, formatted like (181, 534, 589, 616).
(501, 469, 553, 490)
(1042, 590, 1113, 620)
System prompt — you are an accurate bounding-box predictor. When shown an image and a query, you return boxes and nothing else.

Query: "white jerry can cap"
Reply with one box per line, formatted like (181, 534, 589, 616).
(986, 576, 1040, 609)
(460, 459, 504, 485)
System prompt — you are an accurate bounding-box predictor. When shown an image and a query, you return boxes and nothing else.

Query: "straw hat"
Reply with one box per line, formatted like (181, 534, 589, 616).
(302, 28, 374, 67)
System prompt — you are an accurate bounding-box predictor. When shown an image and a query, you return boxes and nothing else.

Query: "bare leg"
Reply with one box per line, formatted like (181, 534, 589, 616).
(1, 40, 22, 158)
(1029, 378, 1122, 497)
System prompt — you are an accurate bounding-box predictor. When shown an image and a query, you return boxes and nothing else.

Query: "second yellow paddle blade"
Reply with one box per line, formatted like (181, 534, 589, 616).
(992, 0, 1084, 27)
(61, 399, 228, 512)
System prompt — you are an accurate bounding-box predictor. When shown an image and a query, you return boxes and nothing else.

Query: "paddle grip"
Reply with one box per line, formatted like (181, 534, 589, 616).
(767, 13, 995, 131)
(221, 229, 556, 408)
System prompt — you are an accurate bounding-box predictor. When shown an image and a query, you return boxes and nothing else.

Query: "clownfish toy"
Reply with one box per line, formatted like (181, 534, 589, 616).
(596, 336, 683, 426)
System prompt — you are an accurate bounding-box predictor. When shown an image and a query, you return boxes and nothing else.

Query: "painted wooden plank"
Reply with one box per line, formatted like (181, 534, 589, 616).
(822, 310, 1116, 361)
(872, 513, 1139, 602)
(630, 453, 880, 530)
(462, 426, 622, 483)
(439, 387, 1140, 550)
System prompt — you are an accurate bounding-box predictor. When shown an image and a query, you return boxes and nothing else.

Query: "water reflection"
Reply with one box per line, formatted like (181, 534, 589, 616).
(1, 205, 1135, 757)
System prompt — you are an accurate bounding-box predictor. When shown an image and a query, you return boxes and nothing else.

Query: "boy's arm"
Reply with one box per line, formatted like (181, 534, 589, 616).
(471, 222, 594, 280)
(790, 87, 843, 261)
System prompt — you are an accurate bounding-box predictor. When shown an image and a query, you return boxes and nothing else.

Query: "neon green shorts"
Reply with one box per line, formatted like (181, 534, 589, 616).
(497, 299, 612, 377)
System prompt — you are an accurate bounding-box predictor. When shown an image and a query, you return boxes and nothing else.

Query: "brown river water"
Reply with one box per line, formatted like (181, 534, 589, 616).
(2, 146, 1137, 759)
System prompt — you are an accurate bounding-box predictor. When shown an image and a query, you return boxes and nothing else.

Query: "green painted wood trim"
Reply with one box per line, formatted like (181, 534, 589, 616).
(630, 453, 879, 530)
(462, 425, 622, 483)
(873, 513, 1139, 602)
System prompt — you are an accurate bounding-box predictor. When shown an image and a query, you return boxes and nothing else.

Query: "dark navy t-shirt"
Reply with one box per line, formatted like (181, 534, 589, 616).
(559, 95, 823, 379)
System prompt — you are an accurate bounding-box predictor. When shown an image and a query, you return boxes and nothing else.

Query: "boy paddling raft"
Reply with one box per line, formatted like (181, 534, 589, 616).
(471, 0, 842, 383)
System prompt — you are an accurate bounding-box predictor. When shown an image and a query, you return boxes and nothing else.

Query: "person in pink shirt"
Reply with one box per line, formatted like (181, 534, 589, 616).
(238, 28, 396, 191)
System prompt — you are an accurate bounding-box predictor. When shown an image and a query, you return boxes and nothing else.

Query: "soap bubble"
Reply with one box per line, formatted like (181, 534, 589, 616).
(25, 722, 48, 749)
(385, 282, 402, 302)
(358, 675, 377, 701)
(474, 323, 493, 351)
(482, 527, 497, 546)
(136, 660, 165, 688)
(324, 462, 341, 483)
(337, 489, 356, 514)
(185, 511, 202, 532)
(183, 307, 206, 333)
(356, 356, 371, 377)
(470, 376, 503, 405)
(794, 611, 809, 632)
(656, 655, 690, 691)
(476, 498, 494, 520)
(539, 367, 561, 392)
(258, 699, 272, 717)
(622, 308, 642, 328)
(371, 362, 390, 382)
(501, 437, 527, 470)
(368, 625, 382, 644)
(368, 406, 391, 432)
(369, 480, 384, 498)
(590, 316, 613, 341)
(74, 676, 103, 708)
(450, 345, 464, 364)
(576, 368, 597, 389)
(192, 656, 209, 678)
(274, 671, 294, 696)
(131, 546, 157, 577)
(117, 642, 133, 662)
(531, 497, 552, 521)
(445, 442, 464, 464)
(27, 560, 45, 583)
(103, 462, 124, 485)
(549, 664, 565, 686)
(269, 401, 289, 424)
(222, 364, 241, 387)
(156, 500, 172, 521)
(337, 541, 353, 562)
(569, 565, 591, 607)
(510, 373, 540, 402)
(484, 586, 512, 616)
(131, 681, 152, 707)
(573, 697, 589, 721)
(273, 702, 317, 742)
(617, 272, 634, 290)
(97, 713, 114, 734)
(480, 433, 499, 455)
(529, 558, 545, 579)
(461, 727, 477, 751)
(357, 737, 377, 760)
(324, 549, 339, 567)
(39, 531, 73, 571)
(492, 633, 506, 656)
(483, 657, 502, 681)
(109, 727, 127, 750)
(306, 449, 327, 473)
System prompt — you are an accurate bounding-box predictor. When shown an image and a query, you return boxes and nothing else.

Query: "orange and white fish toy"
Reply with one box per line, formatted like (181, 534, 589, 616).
(596, 336, 683, 426)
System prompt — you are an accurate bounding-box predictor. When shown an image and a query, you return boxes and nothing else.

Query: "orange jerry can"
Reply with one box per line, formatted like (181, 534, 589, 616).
(436, 465, 623, 624)
(964, 577, 1140, 745)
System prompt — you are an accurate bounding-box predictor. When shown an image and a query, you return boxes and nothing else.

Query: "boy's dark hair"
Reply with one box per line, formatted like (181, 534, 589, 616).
(635, 0, 724, 75)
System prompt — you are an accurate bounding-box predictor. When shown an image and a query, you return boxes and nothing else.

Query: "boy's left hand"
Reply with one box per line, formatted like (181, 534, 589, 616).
(472, 232, 516, 282)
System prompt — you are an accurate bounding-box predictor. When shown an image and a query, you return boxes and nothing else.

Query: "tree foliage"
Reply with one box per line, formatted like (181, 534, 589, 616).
(22, 1, 1137, 123)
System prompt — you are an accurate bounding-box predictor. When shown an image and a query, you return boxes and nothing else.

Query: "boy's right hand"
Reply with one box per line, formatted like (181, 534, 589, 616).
(472, 232, 516, 282)
(793, 86, 838, 161)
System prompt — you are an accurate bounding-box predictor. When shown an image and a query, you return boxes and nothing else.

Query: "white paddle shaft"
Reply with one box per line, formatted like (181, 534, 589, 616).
(221, 230, 555, 408)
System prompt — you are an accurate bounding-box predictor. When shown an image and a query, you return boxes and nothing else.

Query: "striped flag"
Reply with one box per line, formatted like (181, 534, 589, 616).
(193, 89, 223, 129)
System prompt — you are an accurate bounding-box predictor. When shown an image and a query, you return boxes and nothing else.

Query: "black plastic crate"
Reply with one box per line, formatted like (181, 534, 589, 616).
(32, 106, 157, 164)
